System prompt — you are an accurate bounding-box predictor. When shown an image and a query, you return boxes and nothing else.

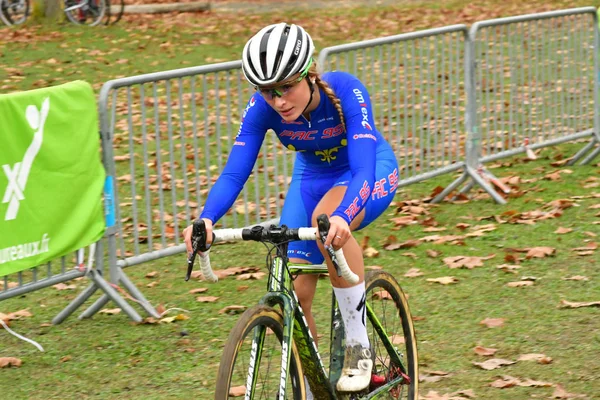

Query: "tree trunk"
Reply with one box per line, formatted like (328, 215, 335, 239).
(31, 0, 62, 22)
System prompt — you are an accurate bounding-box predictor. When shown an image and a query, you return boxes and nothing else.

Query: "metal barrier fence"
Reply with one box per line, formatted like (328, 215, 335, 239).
(317, 25, 468, 188)
(470, 8, 599, 165)
(98, 62, 290, 268)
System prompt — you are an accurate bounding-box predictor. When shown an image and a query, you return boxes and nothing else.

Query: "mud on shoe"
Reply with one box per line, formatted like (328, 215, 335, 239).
(336, 344, 373, 393)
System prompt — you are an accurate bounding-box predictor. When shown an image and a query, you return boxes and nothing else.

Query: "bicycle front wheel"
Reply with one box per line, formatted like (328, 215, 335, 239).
(365, 270, 419, 399)
(215, 304, 305, 399)
(64, 0, 106, 26)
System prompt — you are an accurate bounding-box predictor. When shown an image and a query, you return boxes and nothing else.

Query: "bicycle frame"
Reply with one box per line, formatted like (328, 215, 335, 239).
(245, 244, 411, 399)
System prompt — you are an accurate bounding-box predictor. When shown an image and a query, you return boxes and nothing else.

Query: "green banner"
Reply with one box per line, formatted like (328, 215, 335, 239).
(0, 81, 105, 276)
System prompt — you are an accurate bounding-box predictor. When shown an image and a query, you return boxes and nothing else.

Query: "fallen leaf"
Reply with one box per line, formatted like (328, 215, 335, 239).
(560, 300, 600, 308)
(0, 357, 22, 368)
(404, 268, 423, 278)
(196, 296, 219, 303)
(526, 247, 556, 259)
(518, 378, 554, 387)
(100, 308, 121, 315)
(426, 249, 441, 258)
(518, 353, 552, 364)
(236, 272, 266, 280)
(145, 271, 159, 278)
(552, 384, 586, 399)
(189, 288, 208, 294)
(229, 386, 246, 396)
(490, 375, 520, 388)
(419, 370, 451, 383)
(219, 305, 247, 315)
(60, 355, 72, 362)
(474, 346, 498, 356)
(53, 283, 77, 290)
(506, 281, 534, 288)
(444, 254, 495, 269)
(562, 276, 589, 281)
(480, 318, 506, 328)
(473, 358, 515, 370)
(554, 227, 573, 234)
(363, 247, 380, 258)
(147, 281, 159, 288)
(427, 277, 458, 285)
(497, 264, 521, 274)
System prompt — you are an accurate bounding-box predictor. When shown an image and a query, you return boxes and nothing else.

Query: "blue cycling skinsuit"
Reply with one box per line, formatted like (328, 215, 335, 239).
(200, 71, 399, 264)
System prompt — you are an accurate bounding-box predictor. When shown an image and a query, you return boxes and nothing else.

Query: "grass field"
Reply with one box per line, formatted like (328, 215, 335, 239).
(1, 1, 600, 399)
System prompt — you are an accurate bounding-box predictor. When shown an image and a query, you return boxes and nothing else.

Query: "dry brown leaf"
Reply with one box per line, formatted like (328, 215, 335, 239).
(480, 318, 506, 328)
(427, 277, 458, 285)
(552, 384, 586, 399)
(506, 281, 534, 288)
(473, 358, 515, 370)
(426, 249, 441, 258)
(562, 276, 589, 281)
(497, 264, 521, 274)
(372, 290, 393, 300)
(219, 305, 247, 315)
(525, 247, 556, 259)
(490, 375, 519, 388)
(99, 308, 121, 315)
(229, 386, 246, 396)
(363, 247, 380, 258)
(236, 272, 266, 280)
(404, 268, 423, 278)
(60, 355, 72, 363)
(518, 353, 552, 363)
(189, 288, 208, 294)
(474, 346, 498, 356)
(554, 227, 573, 234)
(560, 300, 600, 308)
(444, 254, 495, 269)
(0, 357, 22, 368)
(146, 281, 159, 288)
(145, 271, 159, 278)
(518, 378, 554, 387)
(53, 283, 77, 290)
(419, 370, 451, 383)
(196, 296, 219, 303)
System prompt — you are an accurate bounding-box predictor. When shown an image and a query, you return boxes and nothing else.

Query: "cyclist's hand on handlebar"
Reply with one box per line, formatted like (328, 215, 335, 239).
(183, 218, 214, 255)
(325, 215, 351, 250)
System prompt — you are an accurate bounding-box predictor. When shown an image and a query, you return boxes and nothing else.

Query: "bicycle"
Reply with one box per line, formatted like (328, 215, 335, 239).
(0, 0, 122, 27)
(186, 214, 419, 399)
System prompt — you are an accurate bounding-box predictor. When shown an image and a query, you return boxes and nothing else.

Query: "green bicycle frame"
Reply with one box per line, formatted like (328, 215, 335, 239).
(244, 248, 410, 399)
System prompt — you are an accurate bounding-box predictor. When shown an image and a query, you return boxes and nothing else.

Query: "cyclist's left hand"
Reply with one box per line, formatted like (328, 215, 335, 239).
(325, 215, 351, 250)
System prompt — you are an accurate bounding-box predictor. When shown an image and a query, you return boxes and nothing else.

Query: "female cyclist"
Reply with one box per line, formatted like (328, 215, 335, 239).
(183, 22, 399, 394)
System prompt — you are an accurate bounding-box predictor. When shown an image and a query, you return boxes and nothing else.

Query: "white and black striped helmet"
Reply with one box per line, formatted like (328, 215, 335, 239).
(242, 23, 315, 87)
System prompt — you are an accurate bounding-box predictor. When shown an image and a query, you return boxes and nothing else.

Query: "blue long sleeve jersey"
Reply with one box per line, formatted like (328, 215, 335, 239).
(200, 71, 392, 226)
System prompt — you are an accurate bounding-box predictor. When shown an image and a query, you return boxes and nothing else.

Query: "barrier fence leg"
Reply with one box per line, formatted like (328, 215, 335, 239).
(52, 282, 99, 324)
(431, 170, 468, 203)
(79, 270, 143, 322)
(465, 166, 507, 205)
(580, 139, 600, 165)
(117, 270, 161, 318)
(567, 139, 597, 165)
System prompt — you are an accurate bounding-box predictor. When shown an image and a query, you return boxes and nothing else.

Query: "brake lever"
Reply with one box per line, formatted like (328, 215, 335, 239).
(316, 214, 342, 277)
(185, 219, 213, 281)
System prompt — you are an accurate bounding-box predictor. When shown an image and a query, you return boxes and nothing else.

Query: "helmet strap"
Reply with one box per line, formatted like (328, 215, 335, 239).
(301, 76, 315, 118)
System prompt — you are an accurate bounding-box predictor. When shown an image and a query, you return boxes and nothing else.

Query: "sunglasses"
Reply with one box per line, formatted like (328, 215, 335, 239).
(257, 72, 307, 100)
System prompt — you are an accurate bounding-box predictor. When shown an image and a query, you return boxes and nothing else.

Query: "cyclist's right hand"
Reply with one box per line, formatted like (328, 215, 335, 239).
(183, 218, 214, 255)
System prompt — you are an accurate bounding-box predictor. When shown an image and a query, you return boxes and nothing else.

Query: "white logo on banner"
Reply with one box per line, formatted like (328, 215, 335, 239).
(2, 97, 50, 221)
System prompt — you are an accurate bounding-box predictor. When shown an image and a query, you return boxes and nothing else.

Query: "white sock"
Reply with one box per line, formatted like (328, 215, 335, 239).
(333, 282, 370, 348)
